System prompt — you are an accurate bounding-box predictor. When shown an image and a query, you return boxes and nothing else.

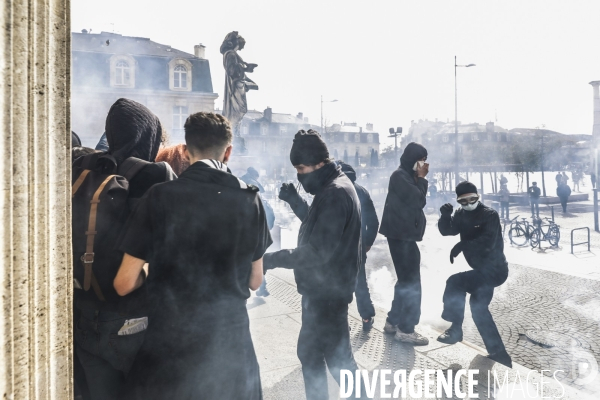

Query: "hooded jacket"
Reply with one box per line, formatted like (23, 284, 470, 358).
(339, 162, 379, 253)
(264, 162, 361, 302)
(379, 143, 428, 241)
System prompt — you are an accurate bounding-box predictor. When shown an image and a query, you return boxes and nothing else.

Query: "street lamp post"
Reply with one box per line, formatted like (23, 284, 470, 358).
(320, 95, 338, 134)
(454, 56, 476, 184)
(388, 127, 402, 164)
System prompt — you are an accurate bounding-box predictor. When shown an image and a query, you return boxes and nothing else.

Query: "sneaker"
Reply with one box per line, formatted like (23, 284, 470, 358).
(383, 321, 398, 334)
(256, 281, 270, 297)
(362, 317, 375, 331)
(488, 350, 513, 368)
(437, 328, 463, 344)
(394, 329, 429, 346)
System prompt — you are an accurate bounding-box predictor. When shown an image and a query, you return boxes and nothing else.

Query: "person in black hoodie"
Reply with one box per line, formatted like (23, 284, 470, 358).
(379, 142, 430, 346)
(114, 112, 271, 399)
(264, 130, 364, 400)
(72, 98, 176, 400)
(338, 161, 380, 330)
(437, 181, 512, 368)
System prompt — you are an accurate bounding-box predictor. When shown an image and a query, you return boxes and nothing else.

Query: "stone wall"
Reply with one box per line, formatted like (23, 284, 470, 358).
(1, 0, 72, 398)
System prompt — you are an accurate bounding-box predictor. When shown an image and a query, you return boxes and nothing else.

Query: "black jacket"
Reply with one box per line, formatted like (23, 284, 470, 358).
(379, 167, 428, 241)
(438, 203, 508, 283)
(264, 163, 361, 302)
(528, 186, 541, 199)
(556, 184, 571, 199)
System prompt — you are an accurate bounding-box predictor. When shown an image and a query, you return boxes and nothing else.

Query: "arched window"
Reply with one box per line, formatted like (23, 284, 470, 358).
(174, 65, 187, 88)
(115, 61, 130, 85)
(355, 133, 361, 143)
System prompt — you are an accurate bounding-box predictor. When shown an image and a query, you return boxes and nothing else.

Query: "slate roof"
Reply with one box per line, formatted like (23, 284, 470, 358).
(72, 31, 196, 59)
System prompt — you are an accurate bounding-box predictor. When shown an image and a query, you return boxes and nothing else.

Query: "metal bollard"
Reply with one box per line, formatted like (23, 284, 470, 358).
(551, 205, 554, 222)
(594, 189, 599, 233)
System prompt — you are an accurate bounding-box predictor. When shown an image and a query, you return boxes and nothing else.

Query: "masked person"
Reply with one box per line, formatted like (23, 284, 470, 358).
(437, 181, 512, 368)
(264, 129, 365, 400)
(378, 142, 429, 345)
(338, 161, 379, 330)
(114, 112, 271, 400)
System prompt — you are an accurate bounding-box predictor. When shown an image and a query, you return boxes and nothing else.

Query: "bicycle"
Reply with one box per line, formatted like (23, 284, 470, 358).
(530, 217, 560, 248)
(507, 216, 535, 247)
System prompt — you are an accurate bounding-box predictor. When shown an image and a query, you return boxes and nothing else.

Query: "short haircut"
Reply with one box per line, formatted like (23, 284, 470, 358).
(184, 112, 232, 157)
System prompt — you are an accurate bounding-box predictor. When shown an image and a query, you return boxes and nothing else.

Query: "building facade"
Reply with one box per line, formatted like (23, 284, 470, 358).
(325, 122, 381, 166)
(71, 31, 218, 146)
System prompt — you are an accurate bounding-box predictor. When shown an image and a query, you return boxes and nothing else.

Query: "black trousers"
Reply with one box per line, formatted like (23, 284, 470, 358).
(355, 253, 375, 320)
(559, 197, 568, 212)
(298, 296, 363, 400)
(441, 269, 507, 354)
(530, 199, 540, 217)
(386, 239, 421, 333)
(500, 201, 509, 220)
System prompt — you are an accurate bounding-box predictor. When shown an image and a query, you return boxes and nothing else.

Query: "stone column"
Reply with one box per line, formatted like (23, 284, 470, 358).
(1, 0, 72, 399)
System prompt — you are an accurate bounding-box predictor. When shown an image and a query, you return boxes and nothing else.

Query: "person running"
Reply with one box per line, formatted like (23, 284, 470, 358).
(437, 181, 512, 368)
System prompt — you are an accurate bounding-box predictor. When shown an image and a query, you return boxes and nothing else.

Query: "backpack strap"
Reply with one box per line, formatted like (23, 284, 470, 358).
(72, 170, 91, 197)
(81, 174, 115, 301)
(118, 157, 151, 181)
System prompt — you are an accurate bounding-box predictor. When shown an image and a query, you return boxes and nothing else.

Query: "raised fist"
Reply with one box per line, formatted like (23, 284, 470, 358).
(279, 183, 300, 204)
(440, 203, 454, 216)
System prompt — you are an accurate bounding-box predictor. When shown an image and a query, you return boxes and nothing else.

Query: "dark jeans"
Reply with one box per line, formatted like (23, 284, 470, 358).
(75, 310, 146, 400)
(386, 239, 421, 333)
(298, 296, 363, 400)
(559, 197, 568, 212)
(530, 199, 540, 217)
(441, 269, 507, 354)
(355, 253, 375, 320)
(500, 201, 509, 220)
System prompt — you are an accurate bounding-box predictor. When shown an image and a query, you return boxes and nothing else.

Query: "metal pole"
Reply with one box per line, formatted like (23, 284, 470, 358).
(594, 188, 599, 233)
(454, 56, 459, 184)
(394, 133, 398, 162)
(541, 134, 547, 197)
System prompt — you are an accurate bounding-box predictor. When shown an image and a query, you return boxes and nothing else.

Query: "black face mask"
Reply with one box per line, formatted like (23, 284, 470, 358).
(297, 163, 334, 195)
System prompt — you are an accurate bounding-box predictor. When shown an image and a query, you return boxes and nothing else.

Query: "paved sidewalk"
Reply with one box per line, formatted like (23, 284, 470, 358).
(249, 269, 585, 400)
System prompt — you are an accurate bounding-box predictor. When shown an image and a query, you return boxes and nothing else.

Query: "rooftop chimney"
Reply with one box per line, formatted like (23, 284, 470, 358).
(194, 44, 206, 59)
(264, 107, 273, 123)
(366, 123, 373, 131)
(297, 112, 304, 120)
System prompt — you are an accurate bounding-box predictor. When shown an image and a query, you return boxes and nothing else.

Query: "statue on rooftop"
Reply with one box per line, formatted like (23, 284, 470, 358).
(220, 31, 258, 138)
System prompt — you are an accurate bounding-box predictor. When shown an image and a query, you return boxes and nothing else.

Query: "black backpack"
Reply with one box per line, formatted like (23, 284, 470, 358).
(72, 153, 165, 307)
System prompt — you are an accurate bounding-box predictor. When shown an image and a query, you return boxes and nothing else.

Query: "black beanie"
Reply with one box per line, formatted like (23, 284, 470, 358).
(399, 142, 428, 172)
(455, 181, 478, 198)
(289, 129, 329, 166)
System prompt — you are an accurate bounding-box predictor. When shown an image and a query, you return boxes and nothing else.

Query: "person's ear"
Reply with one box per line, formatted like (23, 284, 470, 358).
(182, 145, 191, 162)
(223, 145, 233, 164)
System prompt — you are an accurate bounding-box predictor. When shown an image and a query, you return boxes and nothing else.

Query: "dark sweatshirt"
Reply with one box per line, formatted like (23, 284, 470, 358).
(438, 203, 508, 284)
(264, 163, 361, 302)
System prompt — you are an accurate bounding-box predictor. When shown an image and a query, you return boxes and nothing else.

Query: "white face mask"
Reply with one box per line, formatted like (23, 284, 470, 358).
(461, 201, 480, 211)
(413, 161, 426, 171)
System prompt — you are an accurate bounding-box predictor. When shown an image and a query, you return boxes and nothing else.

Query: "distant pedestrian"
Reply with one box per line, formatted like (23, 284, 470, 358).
(528, 182, 541, 218)
(498, 184, 510, 220)
(555, 172, 562, 186)
(573, 171, 581, 192)
(557, 182, 572, 213)
(592, 172, 597, 189)
(499, 174, 508, 186)
(561, 171, 570, 188)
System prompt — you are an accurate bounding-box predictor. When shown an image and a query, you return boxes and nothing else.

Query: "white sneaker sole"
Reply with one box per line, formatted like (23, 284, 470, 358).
(394, 332, 429, 346)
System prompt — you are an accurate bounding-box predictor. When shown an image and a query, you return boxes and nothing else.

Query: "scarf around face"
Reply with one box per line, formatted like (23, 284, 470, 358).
(297, 162, 338, 195)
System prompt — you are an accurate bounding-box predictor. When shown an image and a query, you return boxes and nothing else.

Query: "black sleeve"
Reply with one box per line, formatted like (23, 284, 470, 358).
(460, 211, 501, 253)
(390, 172, 428, 209)
(438, 212, 461, 236)
(288, 196, 309, 221)
(265, 190, 349, 269)
(253, 195, 273, 261)
(118, 190, 155, 261)
(361, 190, 379, 248)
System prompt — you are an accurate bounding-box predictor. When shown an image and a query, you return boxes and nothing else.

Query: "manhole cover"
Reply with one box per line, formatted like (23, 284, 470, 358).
(525, 330, 580, 348)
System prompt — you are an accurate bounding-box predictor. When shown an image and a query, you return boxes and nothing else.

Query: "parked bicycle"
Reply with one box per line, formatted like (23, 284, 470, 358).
(507, 215, 535, 247)
(530, 217, 560, 248)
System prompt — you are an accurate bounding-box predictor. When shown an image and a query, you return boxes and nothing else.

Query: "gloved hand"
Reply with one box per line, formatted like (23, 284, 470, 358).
(279, 183, 301, 204)
(440, 203, 454, 217)
(450, 242, 463, 264)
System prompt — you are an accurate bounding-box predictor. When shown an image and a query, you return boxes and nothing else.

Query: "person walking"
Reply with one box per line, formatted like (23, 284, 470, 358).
(557, 181, 572, 213)
(263, 130, 365, 400)
(573, 170, 581, 192)
(339, 161, 380, 330)
(436, 182, 512, 368)
(378, 142, 430, 346)
(498, 184, 510, 221)
(528, 182, 541, 219)
(555, 172, 562, 187)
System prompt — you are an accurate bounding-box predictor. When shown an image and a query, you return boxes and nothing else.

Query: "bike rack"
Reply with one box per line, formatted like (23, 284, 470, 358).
(571, 227, 590, 254)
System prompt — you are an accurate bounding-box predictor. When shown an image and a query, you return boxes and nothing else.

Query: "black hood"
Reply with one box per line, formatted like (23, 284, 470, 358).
(338, 161, 356, 182)
(105, 98, 163, 164)
(400, 142, 428, 173)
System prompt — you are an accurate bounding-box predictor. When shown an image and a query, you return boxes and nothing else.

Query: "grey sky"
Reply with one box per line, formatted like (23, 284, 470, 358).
(72, 0, 600, 148)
